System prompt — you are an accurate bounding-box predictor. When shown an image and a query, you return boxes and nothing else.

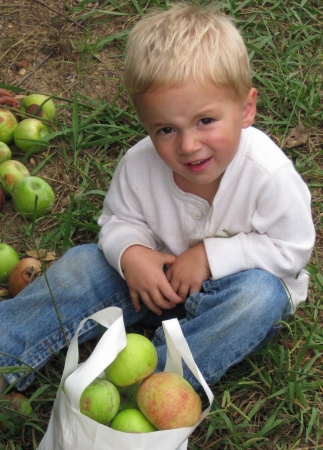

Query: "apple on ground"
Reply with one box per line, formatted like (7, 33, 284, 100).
(0, 142, 12, 164)
(0, 160, 30, 196)
(0, 243, 20, 284)
(13, 118, 49, 154)
(0, 392, 33, 432)
(136, 371, 202, 430)
(12, 176, 55, 218)
(19, 94, 56, 120)
(0, 187, 4, 213)
(110, 409, 156, 433)
(80, 377, 120, 424)
(8, 257, 42, 297)
(0, 109, 18, 144)
(104, 333, 158, 387)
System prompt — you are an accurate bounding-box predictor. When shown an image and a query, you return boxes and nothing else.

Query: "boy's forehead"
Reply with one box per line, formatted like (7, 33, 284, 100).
(135, 80, 245, 126)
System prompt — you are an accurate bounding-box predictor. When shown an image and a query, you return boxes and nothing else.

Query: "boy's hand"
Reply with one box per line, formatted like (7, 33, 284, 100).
(165, 243, 211, 301)
(121, 245, 183, 315)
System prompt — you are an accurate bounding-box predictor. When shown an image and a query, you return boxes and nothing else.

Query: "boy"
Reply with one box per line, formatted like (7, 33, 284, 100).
(0, 3, 315, 393)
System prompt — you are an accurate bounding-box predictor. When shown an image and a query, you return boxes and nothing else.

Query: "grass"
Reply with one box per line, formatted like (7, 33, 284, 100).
(0, 0, 322, 448)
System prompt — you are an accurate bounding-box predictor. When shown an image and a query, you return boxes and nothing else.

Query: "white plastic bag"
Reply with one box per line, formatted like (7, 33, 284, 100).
(37, 306, 214, 450)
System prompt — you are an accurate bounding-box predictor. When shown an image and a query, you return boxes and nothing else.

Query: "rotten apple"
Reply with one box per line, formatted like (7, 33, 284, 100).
(8, 257, 42, 297)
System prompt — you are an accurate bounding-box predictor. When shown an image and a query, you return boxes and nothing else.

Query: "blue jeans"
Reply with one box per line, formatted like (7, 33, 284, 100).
(0, 244, 290, 391)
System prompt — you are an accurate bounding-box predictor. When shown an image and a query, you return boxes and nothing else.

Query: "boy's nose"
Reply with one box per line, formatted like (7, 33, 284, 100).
(178, 131, 202, 154)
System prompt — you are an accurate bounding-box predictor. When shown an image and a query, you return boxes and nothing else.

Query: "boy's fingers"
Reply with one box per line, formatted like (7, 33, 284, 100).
(129, 290, 141, 312)
(162, 253, 177, 265)
(140, 291, 163, 315)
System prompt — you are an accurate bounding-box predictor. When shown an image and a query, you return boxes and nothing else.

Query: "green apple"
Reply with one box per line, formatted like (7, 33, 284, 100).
(0, 142, 12, 164)
(117, 383, 140, 412)
(80, 378, 120, 424)
(19, 94, 55, 120)
(0, 243, 20, 284)
(0, 392, 33, 432)
(104, 333, 158, 387)
(0, 160, 30, 196)
(0, 109, 18, 144)
(136, 372, 202, 430)
(110, 409, 156, 433)
(13, 118, 49, 154)
(12, 176, 55, 218)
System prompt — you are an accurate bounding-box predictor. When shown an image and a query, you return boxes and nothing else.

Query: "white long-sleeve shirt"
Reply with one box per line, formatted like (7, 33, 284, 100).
(98, 126, 315, 311)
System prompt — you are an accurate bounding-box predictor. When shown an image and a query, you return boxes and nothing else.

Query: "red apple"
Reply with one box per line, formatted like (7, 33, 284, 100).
(19, 94, 55, 120)
(0, 141, 12, 164)
(0, 187, 4, 212)
(13, 118, 49, 154)
(0, 159, 30, 196)
(104, 333, 158, 387)
(0, 243, 20, 284)
(0, 109, 18, 144)
(8, 257, 42, 297)
(12, 176, 55, 218)
(136, 372, 202, 430)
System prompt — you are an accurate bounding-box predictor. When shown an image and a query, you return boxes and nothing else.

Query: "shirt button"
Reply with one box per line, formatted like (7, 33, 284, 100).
(192, 210, 202, 220)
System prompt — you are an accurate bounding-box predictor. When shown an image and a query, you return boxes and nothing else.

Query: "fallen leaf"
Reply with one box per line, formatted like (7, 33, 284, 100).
(0, 288, 9, 297)
(26, 249, 56, 261)
(284, 122, 309, 148)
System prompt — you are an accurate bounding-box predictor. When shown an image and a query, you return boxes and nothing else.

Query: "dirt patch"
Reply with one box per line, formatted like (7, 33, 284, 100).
(0, 0, 132, 255)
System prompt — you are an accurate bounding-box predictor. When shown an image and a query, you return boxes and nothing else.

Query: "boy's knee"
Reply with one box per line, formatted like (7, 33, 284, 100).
(244, 269, 290, 317)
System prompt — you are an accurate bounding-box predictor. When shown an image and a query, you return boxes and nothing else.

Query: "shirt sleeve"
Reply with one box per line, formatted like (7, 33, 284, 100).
(204, 166, 315, 281)
(97, 155, 161, 276)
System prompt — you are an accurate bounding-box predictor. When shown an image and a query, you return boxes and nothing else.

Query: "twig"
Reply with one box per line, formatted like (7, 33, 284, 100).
(31, 0, 86, 31)
(16, 51, 54, 86)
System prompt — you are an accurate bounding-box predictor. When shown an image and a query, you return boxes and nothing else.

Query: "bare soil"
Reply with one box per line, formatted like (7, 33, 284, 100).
(0, 0, 129, 260)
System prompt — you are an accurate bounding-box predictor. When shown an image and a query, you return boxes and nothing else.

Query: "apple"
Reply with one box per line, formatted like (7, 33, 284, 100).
(0, 243, 20, 284)
(19, 94, 56, 120)
(13, 118, 49, 154)
(0, 160, 30, 196)
(117, 382, 140, 412)
(0, 109, 18, 144)
(110, 409, 156, 433)
(8, 257, 42, 297)
(136, 372, 202, 430)
(104, 333, 158, 387)
(0, 187, 4, 212)
(0, 142, 12, 164)
(0, 392, 33, 432)
(12, 176, 55, 218)
(80, 377, 120, 424)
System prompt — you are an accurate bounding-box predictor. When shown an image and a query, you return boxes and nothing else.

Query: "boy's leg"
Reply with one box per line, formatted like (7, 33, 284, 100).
(152, 269, 291, 390)
(0, 244, 146, 390)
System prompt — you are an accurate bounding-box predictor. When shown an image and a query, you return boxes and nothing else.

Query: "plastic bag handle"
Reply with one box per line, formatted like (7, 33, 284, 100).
(163, 319, 214, 418)
(63, 307, 127, 409)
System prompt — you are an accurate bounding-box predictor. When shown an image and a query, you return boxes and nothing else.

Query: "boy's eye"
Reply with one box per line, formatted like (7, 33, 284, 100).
(199, 118, 213, 125)
(158, 127, 174, 135)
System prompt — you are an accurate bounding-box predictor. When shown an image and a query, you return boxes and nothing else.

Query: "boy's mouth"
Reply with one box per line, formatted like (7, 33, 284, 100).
(185, 157, 212, 172)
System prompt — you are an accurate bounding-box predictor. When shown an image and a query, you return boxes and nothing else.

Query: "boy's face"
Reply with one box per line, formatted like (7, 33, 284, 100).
(136, 79, 257, 202)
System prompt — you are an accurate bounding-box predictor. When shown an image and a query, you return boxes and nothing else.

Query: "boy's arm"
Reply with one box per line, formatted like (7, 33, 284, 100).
(204, 167, 315, 283)
(98, 147, 162, 276)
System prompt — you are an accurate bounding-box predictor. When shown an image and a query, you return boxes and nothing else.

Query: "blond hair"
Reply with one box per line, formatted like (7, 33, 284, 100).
(124, 2, 252, 103)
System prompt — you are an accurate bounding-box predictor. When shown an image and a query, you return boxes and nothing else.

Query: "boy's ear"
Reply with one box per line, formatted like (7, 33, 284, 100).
(242, 88, 257, 128)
